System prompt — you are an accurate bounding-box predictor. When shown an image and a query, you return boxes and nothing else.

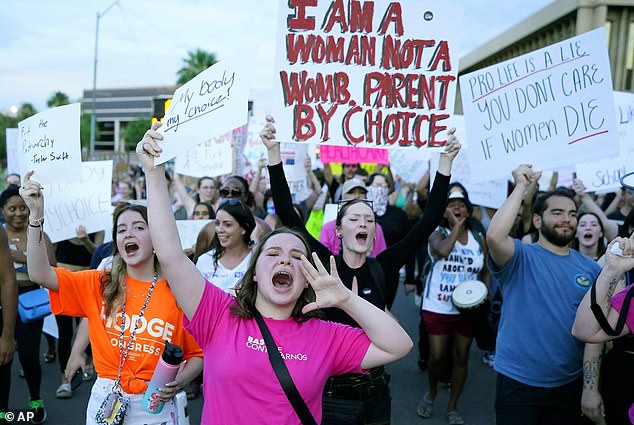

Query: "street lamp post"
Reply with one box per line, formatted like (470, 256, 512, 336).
(90, 0, 120, 156)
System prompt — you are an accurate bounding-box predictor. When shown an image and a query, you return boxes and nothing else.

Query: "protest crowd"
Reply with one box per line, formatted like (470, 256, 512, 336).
(4, 2, 634, 425)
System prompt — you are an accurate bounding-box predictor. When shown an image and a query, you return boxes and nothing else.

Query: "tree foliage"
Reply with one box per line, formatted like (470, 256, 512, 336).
(47, 91, 70, 108)
(120, 117, 151, 151)
(177, 48, 218, 84)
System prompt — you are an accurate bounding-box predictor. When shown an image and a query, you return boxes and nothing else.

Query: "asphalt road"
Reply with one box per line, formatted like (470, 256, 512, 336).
(8, 288, 497, 424)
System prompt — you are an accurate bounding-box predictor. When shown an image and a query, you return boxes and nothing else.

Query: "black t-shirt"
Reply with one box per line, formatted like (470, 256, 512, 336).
(268, 162, 450, 324)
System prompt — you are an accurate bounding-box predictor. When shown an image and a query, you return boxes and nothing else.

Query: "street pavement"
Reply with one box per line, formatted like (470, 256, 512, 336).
(8, 288, 497, 424)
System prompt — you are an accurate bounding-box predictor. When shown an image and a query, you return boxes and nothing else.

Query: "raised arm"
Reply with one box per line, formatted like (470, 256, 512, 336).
(261, 116, 331, 261)
(487, 165, 537, 269)
(303, 156, 322, 213)
(572, 236, 634, 342)
(572, 179, 619, 241)
(75, 226, 105, 254)
(378, 133, 459, 268)
(301, 254, 412, 369)
(137, 122, 205, 319)
(0, 226, 17, 366)
(173, 173, 196, 217)
(19, 171, 58, 290)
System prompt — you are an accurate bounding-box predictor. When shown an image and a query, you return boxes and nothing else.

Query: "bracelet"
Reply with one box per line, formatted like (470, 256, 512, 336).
(29, 217, 45, 227)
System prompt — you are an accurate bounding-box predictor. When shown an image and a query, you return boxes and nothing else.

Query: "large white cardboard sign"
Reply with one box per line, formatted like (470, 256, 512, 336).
(460, 28, 618, 183)
(176, 219, 212, 250)
(428, 115, 508, 209)
(273, 1, 463, 149)
(42, 161, 113, 243)
(6, 128, 19, 175)
(18, 103, 82, 183)
(174, 132, 233, 178)
(576, 91, 634, 193)
(156, 49, 255, 165)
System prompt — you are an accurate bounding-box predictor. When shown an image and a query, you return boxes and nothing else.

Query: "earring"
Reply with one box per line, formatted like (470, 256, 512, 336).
(304, 283, 308, 288)
(337, 234, 342, 239)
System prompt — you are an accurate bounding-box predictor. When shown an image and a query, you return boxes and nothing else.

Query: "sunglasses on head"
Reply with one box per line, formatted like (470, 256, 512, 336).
(337, 198, 373, 212)
(219, 188, 243, 198)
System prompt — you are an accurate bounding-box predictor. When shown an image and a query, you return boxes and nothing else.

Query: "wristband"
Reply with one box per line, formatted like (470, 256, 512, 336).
(29, 217, 45, 227)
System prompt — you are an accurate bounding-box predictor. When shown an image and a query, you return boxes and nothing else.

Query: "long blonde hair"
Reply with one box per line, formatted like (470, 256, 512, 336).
(100, 203, 160, 318)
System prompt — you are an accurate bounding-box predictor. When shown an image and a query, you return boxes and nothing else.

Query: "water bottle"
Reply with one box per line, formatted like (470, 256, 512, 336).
(142, 341, 184, 414)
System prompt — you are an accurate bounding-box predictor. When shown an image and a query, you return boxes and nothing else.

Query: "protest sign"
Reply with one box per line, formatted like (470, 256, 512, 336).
(175, 219, 212, 250)
(244, 116, 270, 175)
(389, 149, 430, 184)
(18, 103, 82, 184)
(430, 146, 508, 209)
(576, 91, 634, 193)
(174, 132, 233, 178)
(427, 114, 507, 208)
(461, 28, 618, 183)
(281, 142, 310, 202)
(41, 160, 113, 243)
(156, 48, 255, 165)
(6, 128, 19, 175)
(272, 1, 462, 148)
(319, 145, 389, 164)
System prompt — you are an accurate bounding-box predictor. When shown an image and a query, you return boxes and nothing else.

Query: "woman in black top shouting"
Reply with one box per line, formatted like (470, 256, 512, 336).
(261, 116, 460, 425)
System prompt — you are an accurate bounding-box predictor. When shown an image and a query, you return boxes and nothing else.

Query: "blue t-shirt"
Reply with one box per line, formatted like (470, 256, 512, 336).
(488, 239, 600, 387)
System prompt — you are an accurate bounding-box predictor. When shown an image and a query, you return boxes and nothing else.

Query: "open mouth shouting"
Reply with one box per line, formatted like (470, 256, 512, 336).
(124, 241, 140, 256)
(355, 231, 368, 245)
(272, 270, 294, 290)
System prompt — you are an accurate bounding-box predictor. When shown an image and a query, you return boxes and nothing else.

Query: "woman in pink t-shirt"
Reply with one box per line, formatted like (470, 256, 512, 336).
(138, 122, 414, 425)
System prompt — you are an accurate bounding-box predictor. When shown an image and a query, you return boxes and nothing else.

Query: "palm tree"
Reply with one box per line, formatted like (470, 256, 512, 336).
(47, 91, 70, 107)
(17, 103, 37, 121)
(176, 49, 218, 84)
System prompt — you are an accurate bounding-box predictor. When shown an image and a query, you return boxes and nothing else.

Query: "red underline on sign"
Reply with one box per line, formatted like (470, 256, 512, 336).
(568, 130, 609, 145)
(472, 54, 590, 103)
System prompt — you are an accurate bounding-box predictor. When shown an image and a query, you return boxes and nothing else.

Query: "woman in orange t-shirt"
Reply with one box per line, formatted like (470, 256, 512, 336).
(19, 172, 203, 425)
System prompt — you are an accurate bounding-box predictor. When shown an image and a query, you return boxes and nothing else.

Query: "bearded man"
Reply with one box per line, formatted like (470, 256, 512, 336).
(486, 164, 601, 425)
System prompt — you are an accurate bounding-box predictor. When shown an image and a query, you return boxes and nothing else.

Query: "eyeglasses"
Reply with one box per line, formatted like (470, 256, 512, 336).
(337, 198, 373, 212)
(219, 188, 243, 198)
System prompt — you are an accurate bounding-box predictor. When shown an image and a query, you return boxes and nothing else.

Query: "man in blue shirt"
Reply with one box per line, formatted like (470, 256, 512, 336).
(487, 164, 601, 425)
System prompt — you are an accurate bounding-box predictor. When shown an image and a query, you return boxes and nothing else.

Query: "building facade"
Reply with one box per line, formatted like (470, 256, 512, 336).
(82, 86, 176, 152)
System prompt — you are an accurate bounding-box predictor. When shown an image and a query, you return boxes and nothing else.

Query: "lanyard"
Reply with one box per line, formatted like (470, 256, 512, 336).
(112, 272, 158, 393)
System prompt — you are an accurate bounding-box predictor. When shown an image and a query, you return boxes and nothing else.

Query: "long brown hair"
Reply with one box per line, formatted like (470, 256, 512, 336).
(231, 227, 319, 321)
(100, 203, 160, 318)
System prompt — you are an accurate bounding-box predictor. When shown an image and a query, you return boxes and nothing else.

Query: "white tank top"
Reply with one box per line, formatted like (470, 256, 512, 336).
(422, 228, 484, 315)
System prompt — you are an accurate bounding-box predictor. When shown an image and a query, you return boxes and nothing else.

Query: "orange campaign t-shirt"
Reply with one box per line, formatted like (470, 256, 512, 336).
(49, 268, 202, 394)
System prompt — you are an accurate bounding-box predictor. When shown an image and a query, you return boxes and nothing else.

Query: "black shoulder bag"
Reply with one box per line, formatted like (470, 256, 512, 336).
(254, 311, 318, 425)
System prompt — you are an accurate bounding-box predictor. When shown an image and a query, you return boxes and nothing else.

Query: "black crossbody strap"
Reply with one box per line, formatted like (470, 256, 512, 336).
(590, 276, 634, 336)
(254, 311, 317, 425)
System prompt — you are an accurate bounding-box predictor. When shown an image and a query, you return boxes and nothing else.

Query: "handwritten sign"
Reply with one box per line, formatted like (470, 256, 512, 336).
(576, 91, 634, 193)
(425, 114, 507, 208)
(461, 28, 618, 183)
(272, 1, 462, 148)
(5, 128, 19, 175)
(175, 219, 212, 250)
(156, 48, 255, 165)
(319, 145, 389, 164)
(174, 132, 233, 178)
(42, 161, 113, 243)
(243, 116, 270, 175)
(388, 149, 430, 184)
(18, 103, 82, 183)
(281, 142, 310, 202)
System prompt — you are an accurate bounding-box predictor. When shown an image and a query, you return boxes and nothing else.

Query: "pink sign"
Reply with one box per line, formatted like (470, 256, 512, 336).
(319, 145, 389, 165)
